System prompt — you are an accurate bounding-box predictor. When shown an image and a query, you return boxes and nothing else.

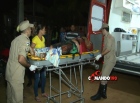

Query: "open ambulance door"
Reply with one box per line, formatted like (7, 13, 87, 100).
(87, 0, 112, 52)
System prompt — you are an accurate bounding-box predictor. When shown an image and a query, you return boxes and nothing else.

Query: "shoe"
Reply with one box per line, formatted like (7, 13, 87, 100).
(35, 97, 41, 102)
(90, 83, 101, 100)
(42, 93, 48, 98)
(101, 84, 107, 99)
(90, 83, 107, 101)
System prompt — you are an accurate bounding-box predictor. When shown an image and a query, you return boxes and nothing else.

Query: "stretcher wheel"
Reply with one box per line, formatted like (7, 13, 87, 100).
(80, 98, 85, 103)
(53, 97, 56, 100)
(67, 92, 71, 97)
(95, 64, 99, 70)
(46, 101, 50, 103)
(46, 98, 50, 103)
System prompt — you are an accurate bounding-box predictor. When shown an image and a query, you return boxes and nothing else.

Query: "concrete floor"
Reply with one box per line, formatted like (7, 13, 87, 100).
(0, 64, 140, 103)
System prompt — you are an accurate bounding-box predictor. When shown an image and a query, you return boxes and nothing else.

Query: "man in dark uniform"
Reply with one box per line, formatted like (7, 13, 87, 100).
(90, 23, 116, 100)
(5, 20, 38, 103)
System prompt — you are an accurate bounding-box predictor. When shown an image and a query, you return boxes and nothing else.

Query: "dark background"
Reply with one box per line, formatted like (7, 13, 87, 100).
(0, 0, 90, 26)
(0, 0, 90, 51)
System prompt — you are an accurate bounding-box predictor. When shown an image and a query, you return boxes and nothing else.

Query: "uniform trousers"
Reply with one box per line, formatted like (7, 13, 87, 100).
(101, 61, 116, 84)
(7, 81, 23, 103)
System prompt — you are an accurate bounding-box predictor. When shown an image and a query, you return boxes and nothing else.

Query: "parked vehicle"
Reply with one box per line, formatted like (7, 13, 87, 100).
(87, 0, 140, 76)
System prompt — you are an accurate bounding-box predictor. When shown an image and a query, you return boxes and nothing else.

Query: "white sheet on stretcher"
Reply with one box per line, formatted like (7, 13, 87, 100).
(34, 47, 62, 67)
(45, 48, 62, 67)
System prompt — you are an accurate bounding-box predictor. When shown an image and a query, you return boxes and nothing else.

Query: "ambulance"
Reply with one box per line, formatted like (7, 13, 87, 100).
(88, 0, 140, 76)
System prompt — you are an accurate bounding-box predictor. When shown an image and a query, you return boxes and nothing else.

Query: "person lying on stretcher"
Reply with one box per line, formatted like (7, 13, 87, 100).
(29, 36, 93, 67)
(50, 36, 93, 55)
(30, 36, 93, 59)
(48, 36, 93, 67)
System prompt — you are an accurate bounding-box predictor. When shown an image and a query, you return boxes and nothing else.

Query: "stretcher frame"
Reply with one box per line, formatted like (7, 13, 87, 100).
(28, 50, 99, 103)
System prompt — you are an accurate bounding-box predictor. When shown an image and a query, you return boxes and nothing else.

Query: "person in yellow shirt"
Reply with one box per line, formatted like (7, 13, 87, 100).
(31, 24, 48, 102)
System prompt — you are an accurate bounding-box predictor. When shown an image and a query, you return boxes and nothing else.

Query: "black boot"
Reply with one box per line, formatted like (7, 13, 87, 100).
(90, 84, 102, 100)
(101, 84, 107, 99)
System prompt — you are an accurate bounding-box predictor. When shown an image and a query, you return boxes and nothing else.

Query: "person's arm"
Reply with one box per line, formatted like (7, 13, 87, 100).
(29, 47, 34, 55)
(18, 55, 38, 71)
(30, 43, 36, 55)
(18, 41, 37, 71)
(18, 55, 31, 67)
(101, 36, 112, 56)
(101, 48, 110, 56)
(95, 36, 112, 61)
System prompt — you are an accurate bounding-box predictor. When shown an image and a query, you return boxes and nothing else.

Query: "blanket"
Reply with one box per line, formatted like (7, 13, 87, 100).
(34, 47, 62, 67)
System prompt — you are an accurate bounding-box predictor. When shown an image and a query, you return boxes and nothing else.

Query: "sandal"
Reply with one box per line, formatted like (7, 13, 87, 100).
(42, 93, 48, 98)
(35, 97, 41, 102)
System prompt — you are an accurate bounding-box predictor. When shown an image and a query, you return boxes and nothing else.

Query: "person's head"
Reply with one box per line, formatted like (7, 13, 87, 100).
(30, 22, 38, 36)
(61, 43, 73, 54)
(60, 27, 65, 32)
(30, 26, 36, 36)
(17, 20, 34, 37)
(100, 23, 109, 36)
(70, 25, 75, 32)
(36, 24, 46, 36)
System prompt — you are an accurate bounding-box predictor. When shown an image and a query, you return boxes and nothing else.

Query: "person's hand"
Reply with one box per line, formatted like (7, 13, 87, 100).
(29, 65, 37, 71)
(95, 54, 102, 61)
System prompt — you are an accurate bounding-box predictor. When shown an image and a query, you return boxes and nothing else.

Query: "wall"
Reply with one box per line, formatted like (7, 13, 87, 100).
(130, 15, 140, 27)
(108, 0, 140, 34)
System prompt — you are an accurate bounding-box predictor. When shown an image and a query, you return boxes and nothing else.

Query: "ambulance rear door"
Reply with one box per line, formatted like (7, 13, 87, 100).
(87, 0, 111, 52)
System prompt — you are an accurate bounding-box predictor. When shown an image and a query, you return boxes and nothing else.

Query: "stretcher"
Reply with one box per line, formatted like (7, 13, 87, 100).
(28, 50, 99, 103)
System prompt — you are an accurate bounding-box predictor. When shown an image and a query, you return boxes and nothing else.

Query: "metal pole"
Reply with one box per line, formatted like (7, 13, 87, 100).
(17, 0, 24, 24)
